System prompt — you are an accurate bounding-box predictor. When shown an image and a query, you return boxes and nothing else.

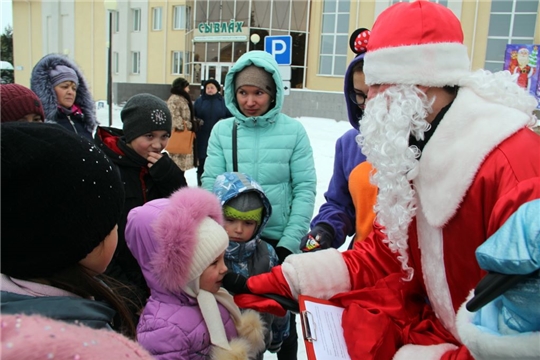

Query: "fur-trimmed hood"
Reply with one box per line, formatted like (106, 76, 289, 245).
(30, 54, 97, 133)
(223, 51, 283, 127)
(125, 187, 225, 295)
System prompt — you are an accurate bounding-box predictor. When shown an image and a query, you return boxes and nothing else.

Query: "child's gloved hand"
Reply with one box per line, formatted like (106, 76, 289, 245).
(222, 269, 298, 315)
(233, 294, 287, 317)
(300, 223, 334, 252)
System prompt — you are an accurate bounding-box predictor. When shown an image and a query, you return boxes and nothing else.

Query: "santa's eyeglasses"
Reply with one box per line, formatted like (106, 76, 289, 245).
(348, 91, 368, 106)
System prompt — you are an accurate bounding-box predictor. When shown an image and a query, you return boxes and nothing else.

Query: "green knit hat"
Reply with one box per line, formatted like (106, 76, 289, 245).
(223, 192, 264, 225)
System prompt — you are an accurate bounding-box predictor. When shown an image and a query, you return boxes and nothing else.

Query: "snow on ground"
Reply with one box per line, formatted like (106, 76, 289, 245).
(96, 105, 354, 360)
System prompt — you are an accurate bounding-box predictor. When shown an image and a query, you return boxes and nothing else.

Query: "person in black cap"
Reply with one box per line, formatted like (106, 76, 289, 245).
(94, 93, 187, 321)
(0, 122, 135, 339)
(30, 54, 97, 140)
(194, 78, 232, 186)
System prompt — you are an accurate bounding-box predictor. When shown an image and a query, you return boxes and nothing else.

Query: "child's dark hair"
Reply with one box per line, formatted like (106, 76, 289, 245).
(45, 265, 138, 339)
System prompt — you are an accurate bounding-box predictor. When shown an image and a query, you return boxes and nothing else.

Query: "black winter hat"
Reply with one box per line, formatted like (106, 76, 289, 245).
(204, 78, 221, 92)
(172, 77, 190, 91)
(1, 122, 125, 279)
(121, 93, 172, 143)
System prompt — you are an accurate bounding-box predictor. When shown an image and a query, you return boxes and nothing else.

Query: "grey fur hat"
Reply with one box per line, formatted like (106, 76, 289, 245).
(30, 54, 97, 133)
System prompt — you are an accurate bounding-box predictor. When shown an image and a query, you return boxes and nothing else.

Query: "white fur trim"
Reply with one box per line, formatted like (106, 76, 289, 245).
(282, 249, 351, 300)
(416, 205, 458, 338)
(456, 291, 540, 360)
(393, 343, 458, 360)
(364, 43, 470, 86)
(415, 87, 532, 228)
(210, 337, 250, 360)
(235, 309, 266, 356)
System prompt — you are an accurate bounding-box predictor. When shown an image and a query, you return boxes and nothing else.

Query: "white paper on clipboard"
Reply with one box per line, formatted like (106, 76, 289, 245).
(303, 299, 351, 360)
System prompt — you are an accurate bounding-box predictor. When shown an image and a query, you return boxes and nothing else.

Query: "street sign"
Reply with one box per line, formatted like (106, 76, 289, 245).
(264, 35, 292, 65)
(278, 65, 291, 81)
(283, 81, 291, 96)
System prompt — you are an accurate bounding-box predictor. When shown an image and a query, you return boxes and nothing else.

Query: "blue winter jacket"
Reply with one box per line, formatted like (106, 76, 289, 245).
(201, 51, 316, 255)
(213, 172, 290, 349)
(310, 54, 369, 247)
(193, 92, 232, 160)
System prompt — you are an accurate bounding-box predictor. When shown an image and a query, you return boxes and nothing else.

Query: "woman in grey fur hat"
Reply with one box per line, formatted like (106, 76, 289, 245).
(31, 54, 97, 140)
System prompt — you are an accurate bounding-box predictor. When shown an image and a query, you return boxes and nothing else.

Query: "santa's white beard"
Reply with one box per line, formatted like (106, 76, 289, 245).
(357, 85, 432, 280)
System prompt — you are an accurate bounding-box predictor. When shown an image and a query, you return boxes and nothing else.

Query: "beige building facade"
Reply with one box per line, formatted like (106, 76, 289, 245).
(12, 0, 540, 120)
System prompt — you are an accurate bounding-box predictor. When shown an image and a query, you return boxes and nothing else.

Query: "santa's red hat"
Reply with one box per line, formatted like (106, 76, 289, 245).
(364, 0, 470, 87)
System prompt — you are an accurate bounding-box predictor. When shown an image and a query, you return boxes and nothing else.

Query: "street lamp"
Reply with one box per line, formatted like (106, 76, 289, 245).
(104, 0, 117, 127)
(250, 33, 260, 51)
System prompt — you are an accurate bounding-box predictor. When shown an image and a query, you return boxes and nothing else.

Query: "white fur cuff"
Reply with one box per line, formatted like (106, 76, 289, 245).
(456, 292, 540, 360)
(282, 249, 351, 300)
(393, 343, 458, 360)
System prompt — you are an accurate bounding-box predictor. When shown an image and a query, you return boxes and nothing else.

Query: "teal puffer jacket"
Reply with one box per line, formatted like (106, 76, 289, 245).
(201, 51, 316, 254)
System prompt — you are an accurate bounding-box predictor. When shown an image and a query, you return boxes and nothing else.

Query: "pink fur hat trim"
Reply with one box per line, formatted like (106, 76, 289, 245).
(151, 187, 225, 293)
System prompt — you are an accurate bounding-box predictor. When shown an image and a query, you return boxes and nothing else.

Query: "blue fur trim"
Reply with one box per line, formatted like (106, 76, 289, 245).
(30, 54, 98, 133)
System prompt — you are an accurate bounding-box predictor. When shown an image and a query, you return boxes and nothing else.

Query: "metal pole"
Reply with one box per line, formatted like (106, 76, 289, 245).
(107, 11, 113, 127)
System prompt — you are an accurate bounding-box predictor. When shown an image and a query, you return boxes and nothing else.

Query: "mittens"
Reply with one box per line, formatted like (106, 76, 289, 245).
(234, 294, 287, 317)
(222, 269, 295, 316)
(300, 223, 335, 252)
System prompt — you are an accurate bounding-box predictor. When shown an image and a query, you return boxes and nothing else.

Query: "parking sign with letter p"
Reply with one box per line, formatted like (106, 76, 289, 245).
(264, 35, 292, 66)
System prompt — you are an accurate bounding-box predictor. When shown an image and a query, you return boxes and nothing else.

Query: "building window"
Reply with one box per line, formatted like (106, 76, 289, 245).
(132, 8, 141, 32)
(318, 0, 350, 76)
(173, 5, 186, 30)
(152, 7, 162, 31)
(485, 0, 538, 72)
(114, 11, 120, 32)
(172, 51, 183, 74)
(132, 51, 140, 74)
(113, 52, 119, 74)
(391, 0, 448, 4)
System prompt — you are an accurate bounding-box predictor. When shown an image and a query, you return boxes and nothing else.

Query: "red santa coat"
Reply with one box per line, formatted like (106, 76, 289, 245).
(281, 87, 540, 360)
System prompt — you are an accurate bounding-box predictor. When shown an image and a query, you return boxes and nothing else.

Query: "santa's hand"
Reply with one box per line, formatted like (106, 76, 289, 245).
(233, 294, 287, 317)
(223, 271, 298, 314)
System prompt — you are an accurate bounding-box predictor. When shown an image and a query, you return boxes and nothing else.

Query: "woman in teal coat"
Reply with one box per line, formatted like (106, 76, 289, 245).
(201, 50, 316, 359)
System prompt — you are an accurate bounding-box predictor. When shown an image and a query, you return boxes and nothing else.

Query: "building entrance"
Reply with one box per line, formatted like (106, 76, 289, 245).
(201, 63, 232, 88)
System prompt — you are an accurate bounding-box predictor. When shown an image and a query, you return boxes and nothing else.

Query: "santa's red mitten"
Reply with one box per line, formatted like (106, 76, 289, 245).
(246, 266, 293, 299)
(233, 294, 287, 317)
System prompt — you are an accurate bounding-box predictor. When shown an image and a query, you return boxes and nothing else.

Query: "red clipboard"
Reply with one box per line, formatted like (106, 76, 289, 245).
(298, 295, 350, 360)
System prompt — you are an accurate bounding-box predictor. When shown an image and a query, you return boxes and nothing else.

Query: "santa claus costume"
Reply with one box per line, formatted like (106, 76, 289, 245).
(228, 1, 540, 359)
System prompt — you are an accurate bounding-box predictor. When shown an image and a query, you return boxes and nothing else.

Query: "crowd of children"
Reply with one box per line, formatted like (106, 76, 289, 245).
(0, 51, 300, 359)
(2, 5, 539, 357)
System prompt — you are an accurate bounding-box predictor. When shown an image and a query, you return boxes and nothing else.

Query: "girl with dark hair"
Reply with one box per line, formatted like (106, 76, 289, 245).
(0, 122, 136, 339)
(166, 77, 199, 171)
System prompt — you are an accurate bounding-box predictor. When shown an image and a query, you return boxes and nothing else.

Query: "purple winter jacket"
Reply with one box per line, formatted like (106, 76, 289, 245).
(125, 198, 238, 360)
(310, 53, 368, 248)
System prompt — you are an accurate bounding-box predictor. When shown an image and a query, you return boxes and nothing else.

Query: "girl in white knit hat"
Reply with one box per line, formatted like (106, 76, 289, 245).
(125, 187, 266, 359)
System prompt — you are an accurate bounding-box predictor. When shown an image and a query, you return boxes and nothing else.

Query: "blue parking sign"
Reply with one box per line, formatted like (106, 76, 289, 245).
(264, 35, 292, 65)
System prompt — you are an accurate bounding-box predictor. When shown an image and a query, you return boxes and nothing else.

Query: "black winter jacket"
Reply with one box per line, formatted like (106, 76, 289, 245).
(94, 126, 187, 313)
(193, 93, 232, 159)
